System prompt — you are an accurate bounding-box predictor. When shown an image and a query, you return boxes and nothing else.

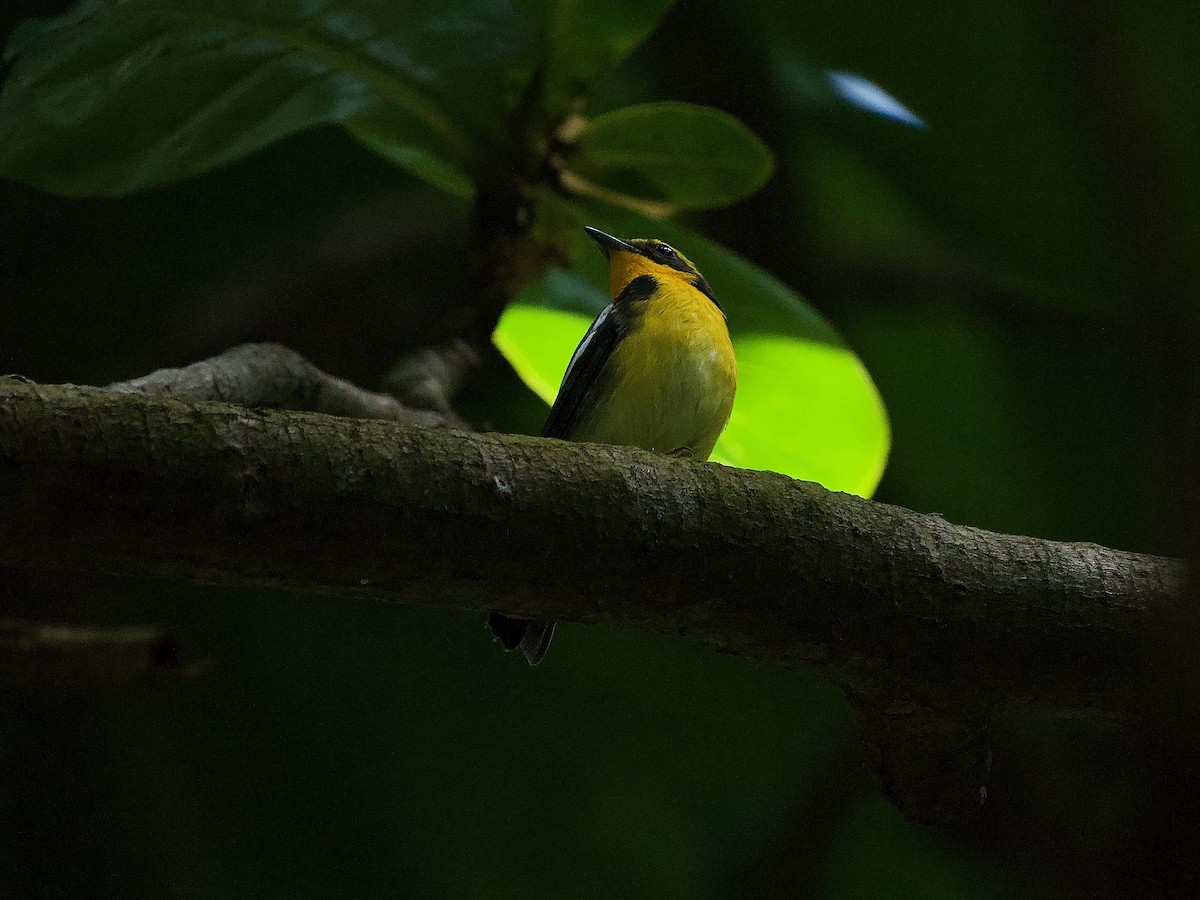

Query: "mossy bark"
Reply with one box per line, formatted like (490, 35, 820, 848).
(0, 379, 1185, 821)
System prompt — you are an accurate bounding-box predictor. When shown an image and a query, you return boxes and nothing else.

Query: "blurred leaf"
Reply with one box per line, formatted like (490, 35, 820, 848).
(0, 126, 469, 385)
(764, 51, 927, 128)
(798, 132, 953, 274)
(748, 4, 1121, 309)
(0, 0, 534, 195)
(494, 203, 889, 497)
(348, 114, 475, 198)
(569, 101, 774, 211)
(518, 0, 676, 110)
(821, 797, 1005, 900)
(84, 587, 853, 900)
(824, 70, 926, 128)
(843, 298, 1153, 550)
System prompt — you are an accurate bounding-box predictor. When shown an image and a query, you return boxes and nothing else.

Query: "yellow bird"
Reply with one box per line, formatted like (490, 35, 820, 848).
(490, 225, 737, 665)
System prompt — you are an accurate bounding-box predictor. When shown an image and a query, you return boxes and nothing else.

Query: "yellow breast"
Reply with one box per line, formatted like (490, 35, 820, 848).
(573, 279, 736, 460)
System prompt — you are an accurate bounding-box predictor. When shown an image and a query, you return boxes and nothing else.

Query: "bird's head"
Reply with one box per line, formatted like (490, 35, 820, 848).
(584, 226, 719, 308)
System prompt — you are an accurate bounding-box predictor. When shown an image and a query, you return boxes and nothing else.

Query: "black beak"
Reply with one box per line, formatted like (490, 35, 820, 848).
(584, 226, 636, 259)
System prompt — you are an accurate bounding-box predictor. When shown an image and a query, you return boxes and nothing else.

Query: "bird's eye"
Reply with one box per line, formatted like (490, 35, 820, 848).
(656, 244, 677, 259)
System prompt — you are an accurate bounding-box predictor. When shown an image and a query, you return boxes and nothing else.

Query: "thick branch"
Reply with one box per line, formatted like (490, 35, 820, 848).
(0, 380, 1185, 820)
(1, 378, 1180, 688)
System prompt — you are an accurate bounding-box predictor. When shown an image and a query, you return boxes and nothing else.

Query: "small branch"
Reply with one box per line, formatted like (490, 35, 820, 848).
(0, 380, 1186, 821)
(383, 337, 480, 418)
(0, 617, 189, 686)
(109, 342, 455, 428)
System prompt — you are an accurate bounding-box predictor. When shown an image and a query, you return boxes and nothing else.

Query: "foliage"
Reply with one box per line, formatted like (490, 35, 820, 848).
(4, 0, 1197, 897)
(0, 0, 889, 495)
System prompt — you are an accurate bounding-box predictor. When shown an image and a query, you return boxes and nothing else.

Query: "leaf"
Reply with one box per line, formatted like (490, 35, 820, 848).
(747, 2, 1123, 309)
(824, 71, 926, 128)
(0, 0, 534, 196)
(568, 102, 774, 211)
(517, 0, 676, 107)
(348, 113, 474, 198)
(494, 206, 890, 497)
(764, 52, 927, 129)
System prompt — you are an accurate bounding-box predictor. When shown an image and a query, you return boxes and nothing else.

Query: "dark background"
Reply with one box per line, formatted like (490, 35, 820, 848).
(3, 1, 1198, 897)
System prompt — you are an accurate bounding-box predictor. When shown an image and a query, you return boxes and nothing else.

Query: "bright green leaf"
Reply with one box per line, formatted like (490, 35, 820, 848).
(717, 333, 887, 497)
(493, 301, 594, 403)
(570, 102, 774, 211)
(0, 0, 533, 195)
(494, 208, 889, 497)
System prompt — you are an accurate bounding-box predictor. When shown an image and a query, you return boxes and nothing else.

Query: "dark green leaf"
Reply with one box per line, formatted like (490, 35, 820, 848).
(744, 2, 1123, 309)
(569, 102, 774, 211)
(0, 0, 533, 195)
(348, 113, 475, 198)
(517, 0, 675, 107)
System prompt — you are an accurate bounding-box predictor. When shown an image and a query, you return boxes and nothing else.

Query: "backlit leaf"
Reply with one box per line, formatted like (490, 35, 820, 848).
(495, 207, 889, 497)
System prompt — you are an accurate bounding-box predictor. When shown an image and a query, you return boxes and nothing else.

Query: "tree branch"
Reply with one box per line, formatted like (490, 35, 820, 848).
(108, 342, 465, 428)
(382, 337, 480, 417)
(0, 379, 1184, 822)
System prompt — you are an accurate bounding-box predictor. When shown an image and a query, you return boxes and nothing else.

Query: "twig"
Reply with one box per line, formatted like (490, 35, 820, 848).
(383, 337, 480, 417)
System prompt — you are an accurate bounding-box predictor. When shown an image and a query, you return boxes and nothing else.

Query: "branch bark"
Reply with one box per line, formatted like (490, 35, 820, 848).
(108, 342, 465, 428)
(0, 379, 1185, 822)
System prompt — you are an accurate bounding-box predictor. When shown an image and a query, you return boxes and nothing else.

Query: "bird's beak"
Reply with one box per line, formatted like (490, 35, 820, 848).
(584, 226, 636, 260)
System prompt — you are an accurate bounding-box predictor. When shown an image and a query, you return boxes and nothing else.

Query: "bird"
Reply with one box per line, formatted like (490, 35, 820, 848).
(489, 225, 738, 665)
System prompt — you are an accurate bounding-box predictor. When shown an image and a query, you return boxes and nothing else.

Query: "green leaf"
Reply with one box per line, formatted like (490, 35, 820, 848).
(517, 0, 676, 104)
(494, 207, 889, 497)
(569, 102, 774, 211)
(0, 0, 533, 196)
(743, 2, 1124, 310)
(348, 113, 475, 198)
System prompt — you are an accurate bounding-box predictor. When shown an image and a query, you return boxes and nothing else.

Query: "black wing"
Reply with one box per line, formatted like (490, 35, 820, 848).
(541, 303, 622, 439)
(541, 275, 657, 440)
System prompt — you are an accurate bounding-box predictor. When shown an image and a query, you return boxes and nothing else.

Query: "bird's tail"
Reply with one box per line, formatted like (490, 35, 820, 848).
(488, 612, 555, 666)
